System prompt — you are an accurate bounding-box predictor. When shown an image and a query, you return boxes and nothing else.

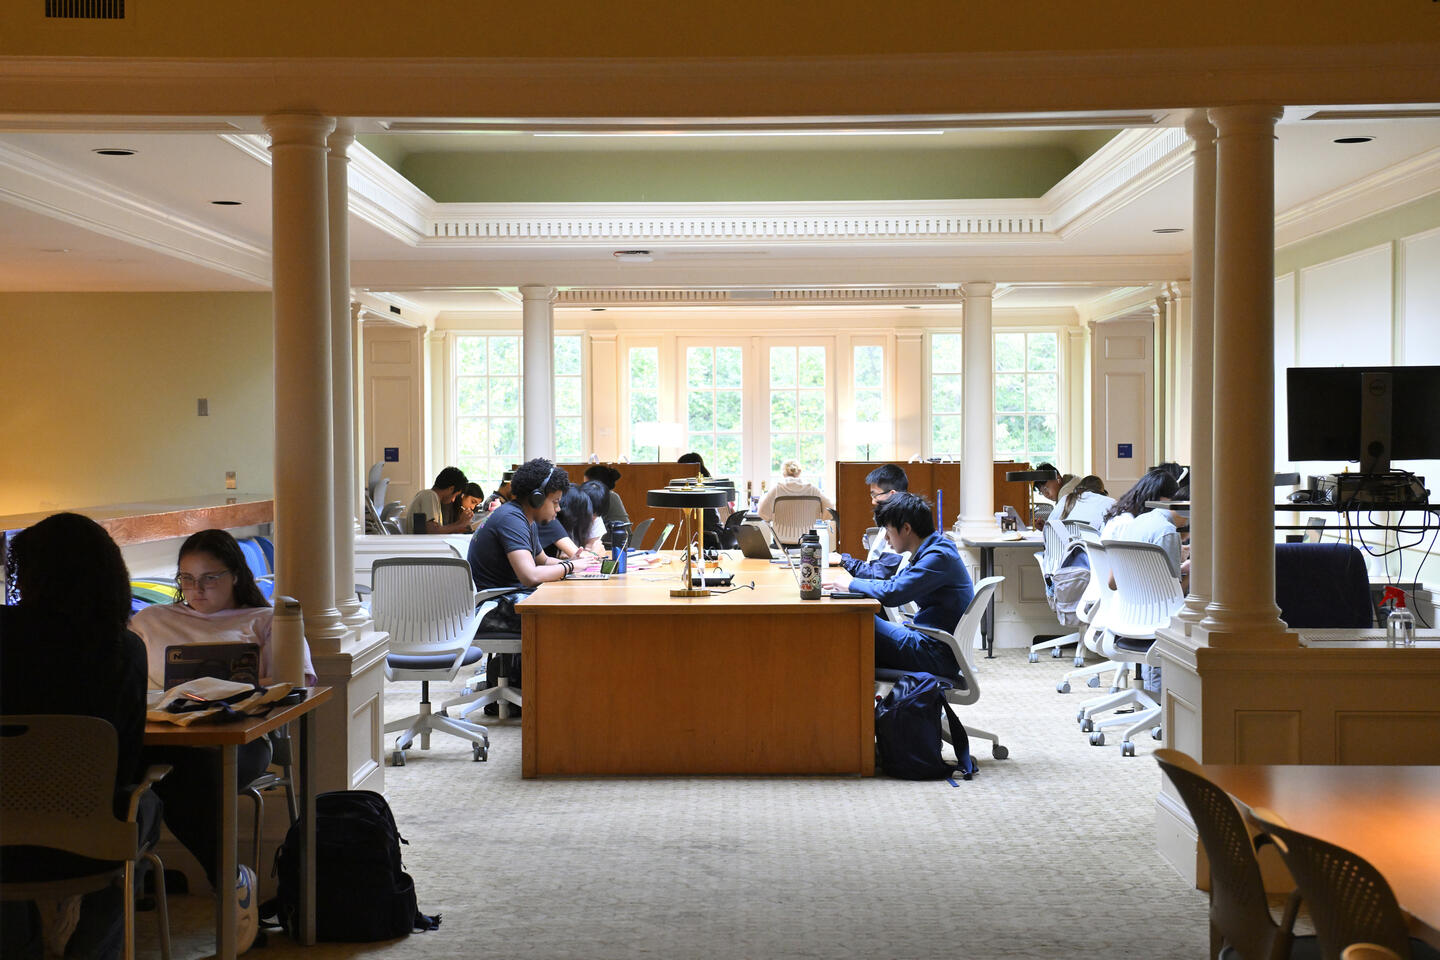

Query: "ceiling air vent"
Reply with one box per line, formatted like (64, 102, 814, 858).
(45, 0, 125, 18)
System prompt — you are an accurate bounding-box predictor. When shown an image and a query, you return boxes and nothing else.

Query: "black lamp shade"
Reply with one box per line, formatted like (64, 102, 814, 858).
(646, 488, 731, 509)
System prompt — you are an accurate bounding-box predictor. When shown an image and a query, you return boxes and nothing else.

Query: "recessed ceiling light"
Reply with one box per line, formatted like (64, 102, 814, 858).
(92, 147, 136, 156)
(590, 307, 607, 312)
(904, 305, 922, 310)
(1153, 227, 1184, 234)
(210, 200, 242, 206)
(1333, 136, 1374, 144)
(613, 250, 653, 263)
(39, 247, 71, 254)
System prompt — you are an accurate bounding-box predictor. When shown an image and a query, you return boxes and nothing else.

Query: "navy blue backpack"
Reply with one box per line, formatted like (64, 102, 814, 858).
(875, 672, 980, 780)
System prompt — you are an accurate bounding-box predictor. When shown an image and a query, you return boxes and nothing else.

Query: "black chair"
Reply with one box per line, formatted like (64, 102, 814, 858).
(1274, 543, 1373, 629)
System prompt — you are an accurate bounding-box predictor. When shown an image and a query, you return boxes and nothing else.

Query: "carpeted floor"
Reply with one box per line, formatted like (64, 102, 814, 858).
(141, 647, 1208, 959)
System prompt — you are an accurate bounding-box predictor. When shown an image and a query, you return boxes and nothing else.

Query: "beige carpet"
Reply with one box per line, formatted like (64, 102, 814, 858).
(140, 648, 1208, 959)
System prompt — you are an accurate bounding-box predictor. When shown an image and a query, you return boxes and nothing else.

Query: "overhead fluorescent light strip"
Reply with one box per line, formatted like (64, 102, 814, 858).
(531, 129, 946, 138)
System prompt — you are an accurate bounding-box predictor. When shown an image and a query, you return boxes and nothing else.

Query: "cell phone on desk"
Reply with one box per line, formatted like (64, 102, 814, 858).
(276, 688, 308, 707)
(828, 591, 867, 600)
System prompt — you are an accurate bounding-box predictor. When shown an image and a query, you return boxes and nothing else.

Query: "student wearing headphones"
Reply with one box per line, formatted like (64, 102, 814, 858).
(467, 458, 575, 592)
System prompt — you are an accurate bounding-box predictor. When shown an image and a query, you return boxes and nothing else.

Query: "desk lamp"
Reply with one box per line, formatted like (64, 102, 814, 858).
(647, 479, 730, 597)
(1004, 465, 1056, 527)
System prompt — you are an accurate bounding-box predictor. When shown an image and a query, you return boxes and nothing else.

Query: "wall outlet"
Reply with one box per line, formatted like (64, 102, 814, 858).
(197, 398, 209, 416)
(225, 471, 237, 490)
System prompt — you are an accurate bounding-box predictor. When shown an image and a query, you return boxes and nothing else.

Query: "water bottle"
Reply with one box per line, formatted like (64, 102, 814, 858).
(271, 595, 307, 686)
(812, 519, 831, 565)
(1386, 599, 1416, 647)
(611, 521, 630, 574)
(799, 532, 822, 600)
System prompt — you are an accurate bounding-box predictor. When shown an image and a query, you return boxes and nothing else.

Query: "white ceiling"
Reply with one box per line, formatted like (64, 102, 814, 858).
(0, 112, 1437, 311)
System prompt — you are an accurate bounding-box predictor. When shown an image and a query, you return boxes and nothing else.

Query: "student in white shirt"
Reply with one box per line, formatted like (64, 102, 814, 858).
(1051, 475, 1114, 538)
(1099, 468, 1185, 584)
(402, 466, 476, 534)
(757, 460, 835, 523)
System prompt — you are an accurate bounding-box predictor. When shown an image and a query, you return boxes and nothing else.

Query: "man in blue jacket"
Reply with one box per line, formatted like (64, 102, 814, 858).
(825, 492, 974, 677)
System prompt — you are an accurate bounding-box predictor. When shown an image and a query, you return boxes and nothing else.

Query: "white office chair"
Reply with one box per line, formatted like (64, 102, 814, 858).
(1065, 520, 1103, 543)
(1, 715, 172, 960)
(1029, 520, 1086, 661)
(441, 586, 525, 722)
(1078, 540, 1184, 756)
(1057, 540, 1123, 691)
(874, 576, 1010, 760)
(770, 494, 824, 547)
(372, 557, 491, 764)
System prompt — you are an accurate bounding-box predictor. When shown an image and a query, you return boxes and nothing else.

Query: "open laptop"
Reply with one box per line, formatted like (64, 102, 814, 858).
(163, 641, 262, 688)
(1002, 504, 1031, 531)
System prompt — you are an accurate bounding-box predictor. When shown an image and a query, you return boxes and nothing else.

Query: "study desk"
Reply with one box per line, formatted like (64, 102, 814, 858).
(518, 554, 878, 777)
(1201, 763, 1440, 949)
(954, 532, 1044, 658)
(144, 687, 331, 960)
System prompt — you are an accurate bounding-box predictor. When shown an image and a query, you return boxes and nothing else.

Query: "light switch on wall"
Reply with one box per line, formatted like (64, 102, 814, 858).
(225, 471, 237, 490)
(197, 398, 209, 416)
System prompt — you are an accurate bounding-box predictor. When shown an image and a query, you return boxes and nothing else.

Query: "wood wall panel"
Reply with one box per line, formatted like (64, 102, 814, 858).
(833, 461, 1033, 554)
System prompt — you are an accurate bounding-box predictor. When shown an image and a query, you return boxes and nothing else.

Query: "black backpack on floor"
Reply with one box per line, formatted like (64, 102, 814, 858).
(263, 789, 440, 942)
(875, 672, 980, 781)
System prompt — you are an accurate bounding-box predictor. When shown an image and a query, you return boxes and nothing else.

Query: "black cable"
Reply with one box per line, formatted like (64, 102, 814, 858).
(708, 581, 756, 594)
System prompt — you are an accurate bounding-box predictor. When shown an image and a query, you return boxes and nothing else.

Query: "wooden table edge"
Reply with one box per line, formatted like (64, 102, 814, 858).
(143, 685, 333, 745)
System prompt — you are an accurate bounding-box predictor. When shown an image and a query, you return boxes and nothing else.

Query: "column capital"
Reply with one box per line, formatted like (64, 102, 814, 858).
(263, 112, 335, 148)
(1183, 109, 1216, 144)
(350, 300, 364, 321)
(895, 329, 925, 343)
(519, 284, 556, 302)
(1168, 280, 1192, 300)
(960, 281, 996, 300)
(327, 119, 356, 156)
(1207, 104, 1283, 136)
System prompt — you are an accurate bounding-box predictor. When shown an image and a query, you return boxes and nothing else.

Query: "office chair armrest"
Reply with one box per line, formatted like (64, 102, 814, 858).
(356, 583, 372, 598)
(125, 763, 172, 822)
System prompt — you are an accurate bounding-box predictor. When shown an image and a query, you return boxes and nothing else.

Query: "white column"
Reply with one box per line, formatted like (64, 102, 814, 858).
(1151, 294, 1168, 462)
(266, 112, 345, 648)
(960, 281, 995, 530)
(1178, 111, 1217, 629)
(520, 284, 556, 461)
(1201, 104, 1289, 645)
(326, 121, 365, 627)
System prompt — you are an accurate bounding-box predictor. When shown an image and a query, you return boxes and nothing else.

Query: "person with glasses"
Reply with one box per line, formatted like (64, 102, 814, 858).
(130, 528, 315, 954)
(833, 463, 910, 579)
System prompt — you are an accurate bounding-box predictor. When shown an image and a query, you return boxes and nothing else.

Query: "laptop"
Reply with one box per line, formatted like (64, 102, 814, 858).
(736, 522, 785, 560)
(568, 571, 611, 580)
(1002, 504, 1031, 531)
(163, 641, 262, 688)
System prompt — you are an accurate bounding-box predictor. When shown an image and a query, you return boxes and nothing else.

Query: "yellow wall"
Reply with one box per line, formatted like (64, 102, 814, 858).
(0, 292, 273, 515)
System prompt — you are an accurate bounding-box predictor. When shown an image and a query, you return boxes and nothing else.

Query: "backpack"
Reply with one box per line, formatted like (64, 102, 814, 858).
(874, 672, 980, 781)
(263, 790, 440, 942)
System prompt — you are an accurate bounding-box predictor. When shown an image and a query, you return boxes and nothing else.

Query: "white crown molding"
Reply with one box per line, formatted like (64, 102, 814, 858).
(1274, 146, 1440, 249)
(554, 286, 968, 307)
(0, 139, 269, 285)
(1047, 127, 1191, 238)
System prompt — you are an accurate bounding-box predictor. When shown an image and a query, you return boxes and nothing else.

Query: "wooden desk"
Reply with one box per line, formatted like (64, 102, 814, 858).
(145, 687, 331, 960)
(0, 494, 273, 546)
(1201, 763, 1440, 949)
(519, 555, 877, 777)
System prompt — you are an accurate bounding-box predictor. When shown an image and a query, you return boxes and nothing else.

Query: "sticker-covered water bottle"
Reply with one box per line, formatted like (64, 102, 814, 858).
(799, 532, 822, 600)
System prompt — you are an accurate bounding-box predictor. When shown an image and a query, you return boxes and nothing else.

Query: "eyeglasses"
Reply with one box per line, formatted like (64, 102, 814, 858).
(868, 490, 893, 503)
(176, 570, 232, 590)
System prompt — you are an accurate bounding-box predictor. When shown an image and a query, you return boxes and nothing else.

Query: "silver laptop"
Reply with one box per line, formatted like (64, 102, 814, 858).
(1002, 505, 1031, 531)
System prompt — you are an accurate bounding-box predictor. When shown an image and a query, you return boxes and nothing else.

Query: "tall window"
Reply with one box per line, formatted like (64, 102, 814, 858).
(769, 345, 827, 475)
(685, 345, 744, 476)
(852, 344, 884, 459)
(994, 331, 1059, 465)
(930, 333, 963, 457)
(454, 333, 584, 494)
(455, 334, 522, 495)
(628, 346, 659, 461)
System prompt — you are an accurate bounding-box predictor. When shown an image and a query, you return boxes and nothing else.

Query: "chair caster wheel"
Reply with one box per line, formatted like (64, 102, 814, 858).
(391, 750, 406, 767)
(992, 744, 1009, 760)
(1073, 657, 1086, 668)
(472, 742, 488, 762)
(1056, 681, 1071, 694)
(1089, 732, 1105, 747)
(1075, 708, 1087, 723)
(1028, 651, 1039, 663)
(1080, 718, 1094, 733)
(1122, 741, 1136, 757)
(1087, 676, 1101, 688)
(1052, 647, 1064, 658)
(1151, 726, 1163, 740)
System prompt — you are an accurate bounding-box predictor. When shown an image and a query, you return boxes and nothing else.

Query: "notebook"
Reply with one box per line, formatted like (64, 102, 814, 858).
(163, 641, 262, 689)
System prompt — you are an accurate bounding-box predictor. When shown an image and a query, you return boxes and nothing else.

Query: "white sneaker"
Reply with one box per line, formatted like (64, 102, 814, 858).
(235, 864, 259, 954)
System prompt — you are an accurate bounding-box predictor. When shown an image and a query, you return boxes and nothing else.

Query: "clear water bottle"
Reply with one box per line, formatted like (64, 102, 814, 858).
(798, 532, 822, 600)
(1386, 600, 1416, 647)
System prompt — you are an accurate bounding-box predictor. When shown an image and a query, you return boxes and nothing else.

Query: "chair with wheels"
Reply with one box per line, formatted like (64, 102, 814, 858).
(1, 714, 172, 960)
(1248, 810, 1440, 960)
(1154, 749, 1310, 960)
(627, 517, 654, 553)
(372, 557, 491, 765)
(379, 501, 406, 535)
(442, 587, 526, 723)
(1057, 541, 1123, 691)
(875, 576, 1010, 761)
(1030, 520, 1086, 662)
(770, 495, 825, 548)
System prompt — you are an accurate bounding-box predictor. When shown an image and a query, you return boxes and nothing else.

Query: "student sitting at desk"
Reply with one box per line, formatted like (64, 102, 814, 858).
(402, 466, 476, 534)
(824, 493, 975, 677)
(130, 529, 315, 954)
(583, 465, 629, 546)
(467, 459, 575, 711)
(1099, 468, 1184, 583)
(1, 513, 153, 960)
(834, 463, 910, 579)
(538, 484, 605, 560)
(757, 459, 836, 524)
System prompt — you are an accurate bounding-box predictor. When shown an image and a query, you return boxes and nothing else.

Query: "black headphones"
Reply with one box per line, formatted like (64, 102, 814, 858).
(527, 465, 556, 509)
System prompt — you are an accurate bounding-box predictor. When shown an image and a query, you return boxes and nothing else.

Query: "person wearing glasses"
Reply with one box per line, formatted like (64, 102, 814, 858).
(833, 463, 910, 579)
(130, 528, 315, 954)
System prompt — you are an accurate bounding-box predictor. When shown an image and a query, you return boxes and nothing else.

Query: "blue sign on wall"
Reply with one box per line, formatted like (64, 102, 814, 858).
(1117, 443, 1133, 459)
(384, 447, 400, 462)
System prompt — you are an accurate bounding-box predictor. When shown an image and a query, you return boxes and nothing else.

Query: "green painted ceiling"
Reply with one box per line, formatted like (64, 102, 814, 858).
(356, 130, 1117, 203)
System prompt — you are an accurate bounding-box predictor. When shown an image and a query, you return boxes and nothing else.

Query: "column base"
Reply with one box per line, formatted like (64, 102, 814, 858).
(310, 620, 389, 795)
(337, 596, 369, 630)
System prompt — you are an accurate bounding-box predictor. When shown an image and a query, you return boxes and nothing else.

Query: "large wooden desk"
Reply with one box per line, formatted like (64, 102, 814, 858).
(145, 687, 331, 960)
(519, 555, 877, 777)
(1201, 763, 1440, 949)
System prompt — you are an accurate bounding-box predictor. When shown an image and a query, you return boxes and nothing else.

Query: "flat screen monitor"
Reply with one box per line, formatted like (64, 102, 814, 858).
(1287, 366, 1440, 466)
